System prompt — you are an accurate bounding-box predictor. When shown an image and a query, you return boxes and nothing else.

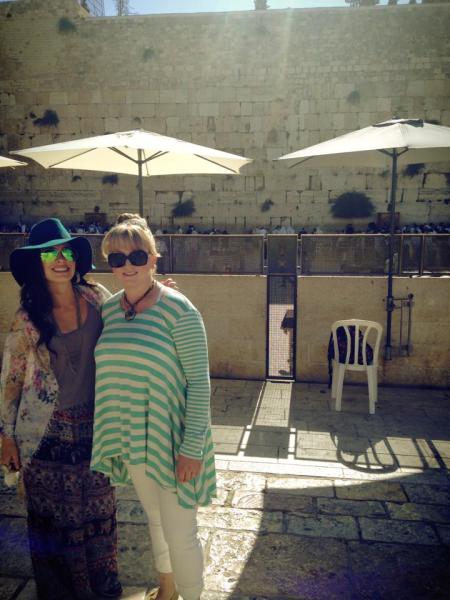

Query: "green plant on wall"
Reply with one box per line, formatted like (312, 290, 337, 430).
(402, 163, 424, 178)
(347, 90, 360, 104)
(143, 47, 155, 61)
(331, 191, 375, 219)
(261, 199, 274, 212)
(33, 110, 60, 127)
(172, 199, 196, 218)
(58, 17, 77, 33)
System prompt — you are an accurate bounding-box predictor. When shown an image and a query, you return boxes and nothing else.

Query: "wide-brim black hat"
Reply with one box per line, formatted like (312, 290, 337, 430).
(10, 218, 93, 286)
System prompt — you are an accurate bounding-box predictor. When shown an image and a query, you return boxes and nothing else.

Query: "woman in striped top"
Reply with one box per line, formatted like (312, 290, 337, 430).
(91, 214, 216, 600)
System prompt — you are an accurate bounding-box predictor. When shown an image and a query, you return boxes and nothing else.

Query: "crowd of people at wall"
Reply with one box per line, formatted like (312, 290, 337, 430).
(1, 220, 449, 236)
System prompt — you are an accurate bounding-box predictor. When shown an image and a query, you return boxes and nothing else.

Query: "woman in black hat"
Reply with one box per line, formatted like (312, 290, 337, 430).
(0, 218, 121, 600)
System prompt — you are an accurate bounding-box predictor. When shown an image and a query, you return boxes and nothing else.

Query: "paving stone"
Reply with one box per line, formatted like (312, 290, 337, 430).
(216, 471, 266, 491)
(386, 501, 450, 523)
(359, 516, 439, 545)
(348, 541, 450, 600)
(231, 490, 315, 514)
(214, 442, 243, 454)
(117, 499, 147, 524)
(394, 470, 450, 486)
(433, 439, 450, 458)
(212, 426, 245, 444)
(374, 436, 436, 456)
(0, 495, 26, 517)
(348, 541, 408, 600)
(335, 480, 407, 502)
(204, 530, 350, 598)
(212, 487, 229, 506)
(0, 518, 32, 577)
(116, 523, 155, 586)
(197, 505, 283, 533)
(395, 545, 450, 599)
(402, 483, 450, 505)
(15, 580, 37, 600)
(115, 485, 138, 501)
(296, 432, 338, 450)
(242, 444, 282, 459)
(0, 577, 24, 600)
(230, 491, 266, 510)
(266, 476, 334, 497)
(436, 524, 450, 545)
(287, 513, 359, 540)
(318, 497, 386, 518)
(393, 454, 440, 469)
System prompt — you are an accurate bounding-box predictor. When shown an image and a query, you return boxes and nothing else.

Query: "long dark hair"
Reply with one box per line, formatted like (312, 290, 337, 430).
(19, 249, 93, 349)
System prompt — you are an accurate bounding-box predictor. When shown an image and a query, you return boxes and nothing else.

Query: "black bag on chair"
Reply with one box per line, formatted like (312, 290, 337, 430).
(327, 325, 374, 387)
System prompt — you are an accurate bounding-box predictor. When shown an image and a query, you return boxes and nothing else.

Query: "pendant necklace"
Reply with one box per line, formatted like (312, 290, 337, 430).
(123, 281, 155, 321)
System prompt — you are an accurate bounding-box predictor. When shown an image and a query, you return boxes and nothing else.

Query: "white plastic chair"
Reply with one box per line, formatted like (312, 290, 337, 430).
(330, 319, 383, 415)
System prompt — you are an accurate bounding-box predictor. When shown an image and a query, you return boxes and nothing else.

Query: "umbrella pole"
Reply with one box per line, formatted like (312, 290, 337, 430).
(384, 149, 398, 361)
(138, 149, 144, 217)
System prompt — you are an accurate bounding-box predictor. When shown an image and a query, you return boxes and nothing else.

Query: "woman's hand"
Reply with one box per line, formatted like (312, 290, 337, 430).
(0, 437, 21, 471)
(160, 278, 177, 289)
(176, 454, 202, 483)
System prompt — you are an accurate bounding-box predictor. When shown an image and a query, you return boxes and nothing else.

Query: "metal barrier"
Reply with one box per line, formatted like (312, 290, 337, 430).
(0, 233, 448, 276)
(300, 234, 450, 276)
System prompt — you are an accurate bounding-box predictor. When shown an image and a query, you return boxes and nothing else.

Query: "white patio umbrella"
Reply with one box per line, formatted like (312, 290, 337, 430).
(11, 129, 252, 217)
(277, 118, 450, 360)
(0, 156, 27, 168)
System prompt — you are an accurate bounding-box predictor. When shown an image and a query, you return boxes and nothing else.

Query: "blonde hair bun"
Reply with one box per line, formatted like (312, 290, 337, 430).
(115, 213, 148, 229)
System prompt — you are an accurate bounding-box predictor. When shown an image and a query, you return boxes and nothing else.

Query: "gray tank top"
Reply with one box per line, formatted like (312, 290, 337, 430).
(49, 303, 103, 409)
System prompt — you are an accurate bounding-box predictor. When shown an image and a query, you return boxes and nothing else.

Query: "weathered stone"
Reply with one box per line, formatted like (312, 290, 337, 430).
(205, 530, 350, 598)
(0, 494, 26, 517)
(266, 476, 334, 498)
(348, 541, 450, 600)
(197, 506, 283, 534)
(386, 501, 450, 523)
(436, 524, 450, 546)
(318, 497, 386, 518)
(216, 471, 266, 492)
(0, 518, 32, 577)
(359, 516, 439, 545)
(287, 513, 359, 540)
(116, 500, 147, 524)
(0, 577, 24, 600)
(116, 523, 155, 586)
(15, 579, 38, 600)
(402, 483, 450, 505)
(335, 480, 407, 502)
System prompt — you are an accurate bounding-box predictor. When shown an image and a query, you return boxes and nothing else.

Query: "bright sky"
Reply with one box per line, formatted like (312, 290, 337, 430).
(0, 1, 424, 13)
(103, 0, 420, 16)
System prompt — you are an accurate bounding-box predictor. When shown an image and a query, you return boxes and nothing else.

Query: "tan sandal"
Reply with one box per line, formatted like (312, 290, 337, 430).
(145, 587, 179, 600)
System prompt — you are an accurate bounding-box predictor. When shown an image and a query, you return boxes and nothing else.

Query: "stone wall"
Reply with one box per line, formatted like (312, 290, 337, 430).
(0, 272, 268, 380)
(0, 272, 448, 386)
(0, 0, 449, 231)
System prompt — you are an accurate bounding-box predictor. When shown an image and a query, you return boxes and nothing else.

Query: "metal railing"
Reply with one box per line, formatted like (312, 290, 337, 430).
(1, 233, 448, 276)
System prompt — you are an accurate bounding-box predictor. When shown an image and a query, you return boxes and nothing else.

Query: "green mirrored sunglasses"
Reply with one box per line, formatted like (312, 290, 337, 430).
(40, 247, 77, 263)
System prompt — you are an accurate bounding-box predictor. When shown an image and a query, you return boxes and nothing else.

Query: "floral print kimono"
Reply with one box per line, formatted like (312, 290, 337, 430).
(0, 283, 120, 600)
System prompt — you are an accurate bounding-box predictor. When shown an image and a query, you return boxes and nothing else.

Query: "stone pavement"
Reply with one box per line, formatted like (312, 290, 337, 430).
(1, 379, 450, 600)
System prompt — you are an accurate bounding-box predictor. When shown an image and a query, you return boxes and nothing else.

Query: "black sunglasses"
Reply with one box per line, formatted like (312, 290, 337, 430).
(107, 249, 149, 269)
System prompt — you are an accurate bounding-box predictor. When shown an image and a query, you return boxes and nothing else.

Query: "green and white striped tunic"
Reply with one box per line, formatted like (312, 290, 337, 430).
(91, 286, 216, 509)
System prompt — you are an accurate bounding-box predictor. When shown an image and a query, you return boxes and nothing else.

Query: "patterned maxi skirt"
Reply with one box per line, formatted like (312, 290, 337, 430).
(22, 404, 119, 600)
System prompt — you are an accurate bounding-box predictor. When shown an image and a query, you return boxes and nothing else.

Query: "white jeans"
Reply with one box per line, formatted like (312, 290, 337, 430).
(125, 463, 203, 600)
